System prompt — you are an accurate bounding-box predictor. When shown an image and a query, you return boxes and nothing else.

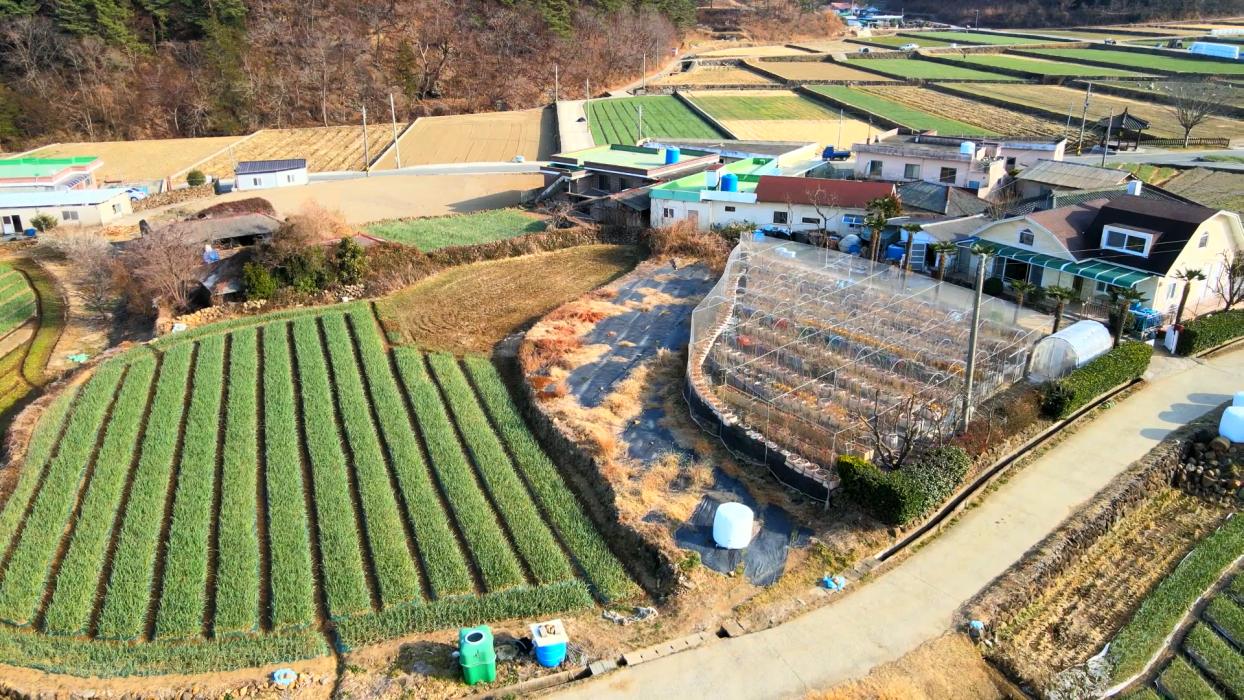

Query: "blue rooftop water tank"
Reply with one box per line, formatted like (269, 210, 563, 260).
(721, 173, 739, 192)
(664, 147, 681, 165)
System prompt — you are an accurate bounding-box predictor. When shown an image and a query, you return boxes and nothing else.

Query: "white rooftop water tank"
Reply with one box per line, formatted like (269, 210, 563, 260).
(713, 502, 754, 549)
(959, 141, 976, 155)
(705, 169, 720, 189)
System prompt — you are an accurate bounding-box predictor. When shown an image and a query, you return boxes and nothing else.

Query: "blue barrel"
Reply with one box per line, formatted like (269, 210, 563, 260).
(664, 147, 681, 165)
(535, 641, 567, 667)
(721, 173, 739, 192)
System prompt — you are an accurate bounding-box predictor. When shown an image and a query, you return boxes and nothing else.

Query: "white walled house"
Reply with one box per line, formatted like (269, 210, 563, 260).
(234, 159, 309, 191)
(853, 134, 1067, 199)
(0, 188, 133, 233)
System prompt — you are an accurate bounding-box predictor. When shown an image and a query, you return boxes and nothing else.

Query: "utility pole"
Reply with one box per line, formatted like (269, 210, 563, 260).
(642, 53, 647, 91)
(962, 245, 992, 430)
(1101, 107, 1114, 167)
(554, 64, 560, 102)
(837, 109, 843, 149)
(585, 78, 590, 99)
(1077, 83, 1092, 155)
(389, 93, 401, 169)
(362, 105, 370, 175)
(974, 8, 979, 29)
(636, 105, 643, 143)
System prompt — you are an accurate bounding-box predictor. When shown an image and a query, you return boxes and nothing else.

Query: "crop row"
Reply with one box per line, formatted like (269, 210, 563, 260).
(291, 317, 371, 619)
(214, 329, 260, 636)
(0, 386, 79, 562)
(345, 309, 473, 598)
(806, 86, 993, 135)
(463, 357, 637, 600)
(320, 314, 421, 608)
(1186, 622, 1244, 697)
(0, 358, 125, 626)
(392, 347, 526, 592)
(428, 352, 572, 586)
(155, 335, 225, 640)
(42, 355, 156, 635)
(96, 343, 194, 640)
(260, 324, 316, 630)
(0, 289, 36, 337)
(1109, 513, 1244, 676)
(1158, 656, 1221, 700)
(587, 97, 720, 145)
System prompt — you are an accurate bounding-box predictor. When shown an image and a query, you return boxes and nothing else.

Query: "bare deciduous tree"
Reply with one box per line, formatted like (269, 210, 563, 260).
(1212, 251, 1244, 311)
(74, 247, 121, 321)
(121, 222, 203, 313)
(1164, 83, 1228, 148)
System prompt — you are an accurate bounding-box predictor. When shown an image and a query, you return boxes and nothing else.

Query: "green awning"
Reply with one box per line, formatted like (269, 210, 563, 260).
(962, 240, 1153, 288)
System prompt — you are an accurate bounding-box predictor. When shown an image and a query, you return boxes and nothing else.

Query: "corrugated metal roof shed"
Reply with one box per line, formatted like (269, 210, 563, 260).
(235, 159, 307, 175)
(0, 188, 129, 208)
(1016, 160, 1133, 190)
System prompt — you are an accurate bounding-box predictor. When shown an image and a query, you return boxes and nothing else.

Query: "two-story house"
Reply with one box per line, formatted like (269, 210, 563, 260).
(853, 133, 1067, 199)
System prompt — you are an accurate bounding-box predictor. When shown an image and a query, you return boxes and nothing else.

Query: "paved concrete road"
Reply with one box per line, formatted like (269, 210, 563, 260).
(553, 350, 1244, 700)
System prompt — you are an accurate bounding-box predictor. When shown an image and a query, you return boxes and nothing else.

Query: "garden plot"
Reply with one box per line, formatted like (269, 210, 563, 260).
(193, 124, 399, 178)
(906, 30, 1055, 45)
(683, 89, 874, 147)
(795, 39, 894, 52)
(651, 65, 777, 87)
(747, 59, 895, 82)
(29, 137, 243, 184)
(943, 53, 1151, 77)
(586, 96, 723, 145)
(941, 82, 1244, 140)
(371, 108, 554, 168)
(842, 58, 1021, 81)
(0, 266, 36, 341)
(856, 86, 1064, 137)
(684, 89, 845, 120)
(1026, 47, 1244, 75)
(1088, 80, 1244, 110)
(852, 34, 956, 48)
(1164, 169, 1244, 214)
(807, 85, 995, 134)
(363, 208, 546, 250)
(698, 45, 813, 57)
(0, 302, 636, 677)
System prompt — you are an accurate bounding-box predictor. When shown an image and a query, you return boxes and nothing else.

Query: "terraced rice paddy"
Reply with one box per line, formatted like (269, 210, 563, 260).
(651, 65, 777, 87)
(371, 108, 555, 168)
(806, 85, 996, 135)
(852, 34, 955, 48)
(942, 53, 1151, 77)
(842, 58, 1021, 81)
(940, 82, 1244, 139)
(856, 86, 1064, 136)
(586, 96, 722, 145)
(0, 303, 635, 677)
(194, 125, 400, 178)
(1087, 81, 1244, 110)
(907, 31, 1056, 45)
(682, 89, 874, 147)
(795, 40, 894, 52)
(746, 59, 895, 82)
(1025, 48, 1244, 75)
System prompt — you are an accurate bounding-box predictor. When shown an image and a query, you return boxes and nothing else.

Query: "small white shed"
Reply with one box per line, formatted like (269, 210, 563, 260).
(234, 159, 308, 191)
(1028, 320, 1113, 382)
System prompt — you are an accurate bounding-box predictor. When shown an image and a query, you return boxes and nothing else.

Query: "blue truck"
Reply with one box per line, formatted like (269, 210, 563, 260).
(821, 146, 851, 161)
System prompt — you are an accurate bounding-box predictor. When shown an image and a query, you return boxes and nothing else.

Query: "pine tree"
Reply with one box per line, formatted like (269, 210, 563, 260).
(538, 0, 574, 37)
(392, 40, 422, 103)
(0, 0, 37, 17)
(0, 83, 24, 151)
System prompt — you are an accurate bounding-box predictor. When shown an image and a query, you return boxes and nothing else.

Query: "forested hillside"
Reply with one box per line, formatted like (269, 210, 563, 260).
(902, 0, 1244, 28)
(0, 0, 696, 150)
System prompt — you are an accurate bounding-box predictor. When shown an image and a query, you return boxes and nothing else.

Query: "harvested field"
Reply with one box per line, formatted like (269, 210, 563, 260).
(683, 89, 842, 120)
(371, 108, 554, 169)
(1088, 80, 1244, 109)
(856, 86, 1065, 136)
(720, 118, 874, 150)
(375, 245, 641, 354)
(1026, 47, 1244, 75)
(193, 124, 399, 178)
(698, 45, 812, 57)
(853, 34, 956, 48)
(807, 85, 996, 134)
(810, 634, 1004, 700)
(941, 82, 1244, 139)
(1036, 29, 1192, 39)
(796, 40, 894, 52)
(910, 31, 1055, 45)
(1163, 169, 1244, 214)
(944, 53, 1151, 77)
(28, 137, 242, 184)
(651, 65, 777, 86)
(842, 58, 1021, 81)
(586, 96, 723, 145)
(747, 60, 895, 82)
(362, 208, 546, 250)
(0, 299, 637, 677)
(208, 172, 544, 224)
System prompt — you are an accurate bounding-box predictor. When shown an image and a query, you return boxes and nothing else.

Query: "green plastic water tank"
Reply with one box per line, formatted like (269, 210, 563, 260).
(459, 625, 497, 685)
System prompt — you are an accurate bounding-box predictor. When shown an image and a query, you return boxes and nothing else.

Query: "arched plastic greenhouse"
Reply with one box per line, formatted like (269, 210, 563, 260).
(1027, 320, 1113, 383)
(685, 238, 1051, 500)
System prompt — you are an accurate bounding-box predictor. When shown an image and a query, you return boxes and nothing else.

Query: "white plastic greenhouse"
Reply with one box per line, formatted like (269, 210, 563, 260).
(1027, 320, 1113, 382)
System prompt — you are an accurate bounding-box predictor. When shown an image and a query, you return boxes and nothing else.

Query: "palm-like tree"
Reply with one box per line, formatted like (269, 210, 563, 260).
(865, 211, 888, 262)
(900, 223, 923, 275)
(930, 241, 959, 283)
(1044, 285, 1079, 333)
(1107, 286, 1150, 347)
(1173, 267, 1207, 325)
(1009, 280, 1040, 323)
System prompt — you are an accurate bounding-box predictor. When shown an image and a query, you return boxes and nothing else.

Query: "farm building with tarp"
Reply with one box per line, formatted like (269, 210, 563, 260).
(684, 238, 1050, 501)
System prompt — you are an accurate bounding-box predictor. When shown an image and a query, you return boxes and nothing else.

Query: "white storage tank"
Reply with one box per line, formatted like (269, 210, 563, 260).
(713, 502, 754, 549)
(1222, 407, 1244, 443)
(959, 141, 976, 156)
(705, 169, 720, 189)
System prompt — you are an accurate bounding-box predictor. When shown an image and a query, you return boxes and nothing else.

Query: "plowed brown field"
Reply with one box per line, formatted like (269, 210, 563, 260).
(194, 124, 398, 177)
(29, 137, 243, 184)
(857, 86, 1066, 136)
(372, 108, 555, 168)
(652, 65, 777, 86)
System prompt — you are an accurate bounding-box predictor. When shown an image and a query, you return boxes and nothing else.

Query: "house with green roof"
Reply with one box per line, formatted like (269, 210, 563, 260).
(0, 156, 103, 192)
(540, 144, 722, 202)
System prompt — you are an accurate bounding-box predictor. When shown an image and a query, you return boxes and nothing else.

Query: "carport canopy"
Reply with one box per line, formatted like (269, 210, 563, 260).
(960, 239, 1153, 288)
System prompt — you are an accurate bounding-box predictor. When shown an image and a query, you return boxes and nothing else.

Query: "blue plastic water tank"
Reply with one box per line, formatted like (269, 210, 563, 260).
(664, 147, 681, 165)
(886, 244, 904, 261)
(721, 173, 739, 192)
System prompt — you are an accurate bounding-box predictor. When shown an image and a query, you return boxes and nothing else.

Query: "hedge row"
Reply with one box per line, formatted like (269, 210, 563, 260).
(835, 446, 972, 526)
(1040, 341, 1152, 419)
(1177, 309, 1244, 356)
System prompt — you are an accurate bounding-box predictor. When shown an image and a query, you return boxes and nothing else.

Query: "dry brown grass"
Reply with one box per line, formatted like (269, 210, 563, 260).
(644, 221, 733, 273)
(809, 634, 1007, 700)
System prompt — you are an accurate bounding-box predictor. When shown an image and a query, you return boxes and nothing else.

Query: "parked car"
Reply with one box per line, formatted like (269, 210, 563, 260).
(857, 46, 873, 53)
(125, 187, 148, 202)
(900, 42, 920, 50)
(1103, 37, 1116, 44)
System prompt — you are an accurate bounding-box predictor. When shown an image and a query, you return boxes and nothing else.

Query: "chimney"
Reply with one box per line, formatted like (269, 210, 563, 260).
(1127, 180, 1143, 196)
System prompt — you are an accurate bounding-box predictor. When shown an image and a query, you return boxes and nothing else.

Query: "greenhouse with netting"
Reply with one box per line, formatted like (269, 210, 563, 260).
(685, 238, 1052, 502)
(1027, 320, 1114, 383)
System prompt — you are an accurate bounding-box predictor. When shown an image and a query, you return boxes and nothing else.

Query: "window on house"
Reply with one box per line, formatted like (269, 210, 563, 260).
(801, 217, 819, 224)
(61, 210, 79, 221)
(868, 160, 882, 177)
(773, 211, 789, 225)
(112, 204, 122, 214)
(286, 174, 295, 183)
(1167, 283, 1178, 301)
(1102, 225, 1152, 257)
(843, 215, 865, 229)
(663, 208, 675, 219)
(598, 174, 609, 191)
(904, 163, 921, 179)
(1199, 232, 1210, 248)
(1018, 229, 1035, 246)
(724, 206, 736, 212)
(939, 167, 957, 184)
(252, 177, 262, 187)
(1005, 157, 1017, 170)
(1094, 280, 1111, 295)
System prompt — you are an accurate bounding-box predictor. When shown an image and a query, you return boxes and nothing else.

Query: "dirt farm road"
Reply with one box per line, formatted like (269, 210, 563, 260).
(553, 349, 1244, 700)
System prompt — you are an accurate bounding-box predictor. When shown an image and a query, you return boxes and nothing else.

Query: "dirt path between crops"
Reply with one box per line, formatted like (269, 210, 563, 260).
(551, 348, 1244, 700)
